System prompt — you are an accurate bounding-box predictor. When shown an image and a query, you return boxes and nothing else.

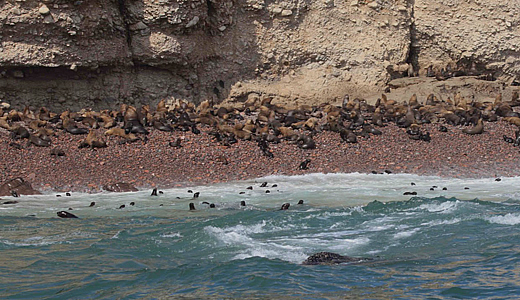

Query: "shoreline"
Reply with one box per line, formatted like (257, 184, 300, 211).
(2, 121, 519, 194)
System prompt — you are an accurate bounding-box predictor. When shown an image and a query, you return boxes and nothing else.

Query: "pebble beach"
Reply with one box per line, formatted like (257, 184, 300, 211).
(1, 119, 519, 194)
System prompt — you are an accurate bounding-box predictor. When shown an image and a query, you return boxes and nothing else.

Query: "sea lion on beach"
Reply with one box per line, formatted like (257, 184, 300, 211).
(105, 128, 139, 142)
(79, 130, 107, 149)
(462, 119, 484, 135)
(27, 134, 50, 147)
(302, 252, 372, 265)
(57, 211, 78, 218)
(169, 138, 182, 148)
(299, 159, 311, 170)
(50, 148, 65, 156)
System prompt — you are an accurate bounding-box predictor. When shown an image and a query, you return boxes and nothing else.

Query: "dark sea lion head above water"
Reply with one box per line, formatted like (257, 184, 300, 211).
(57, 211, 78, 218)
(280, 203, 290, 210)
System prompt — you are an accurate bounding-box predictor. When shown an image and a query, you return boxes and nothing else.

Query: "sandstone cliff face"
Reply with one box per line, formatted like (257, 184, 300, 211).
(0, 0, 518, 110)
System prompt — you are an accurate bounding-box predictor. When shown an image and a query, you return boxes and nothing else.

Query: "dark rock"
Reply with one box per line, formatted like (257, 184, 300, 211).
(0, 177, 41, 197)
(102, 182, 138, 193)
(302, 252, 372, 265)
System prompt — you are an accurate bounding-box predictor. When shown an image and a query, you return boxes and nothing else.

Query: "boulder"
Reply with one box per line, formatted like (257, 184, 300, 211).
(302, 252, 372, 265)
(0, 177, 41, 196)
(102, 182, 138, 193)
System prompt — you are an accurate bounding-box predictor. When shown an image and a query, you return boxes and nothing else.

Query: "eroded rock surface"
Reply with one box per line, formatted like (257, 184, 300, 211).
(102, 182, 138, 193)
(0, 177, 41, 196)
(0, 1, 518, 110)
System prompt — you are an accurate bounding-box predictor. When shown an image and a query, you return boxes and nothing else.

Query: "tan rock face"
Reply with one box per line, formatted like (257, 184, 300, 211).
(413, 0, 520, 81)
(0, 0, 518, 111)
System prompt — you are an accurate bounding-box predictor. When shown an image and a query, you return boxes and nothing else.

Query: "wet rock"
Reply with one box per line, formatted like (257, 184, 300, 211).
(302, 252, 372, 265)
(102, 182, 138, 193)
(0, 177, 41, 197)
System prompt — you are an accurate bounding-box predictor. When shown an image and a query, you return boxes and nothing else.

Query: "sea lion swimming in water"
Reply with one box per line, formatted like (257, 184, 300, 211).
(280, 203, 290, 210)
(302, 252, 373, 265)
(57, 211, 78, 218)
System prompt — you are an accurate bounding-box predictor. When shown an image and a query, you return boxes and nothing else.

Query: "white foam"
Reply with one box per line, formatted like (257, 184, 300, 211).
(161, 232, 183, 238)
(421, 218, 462, 227)
(394, 228, 420, 239)
(486, 213, 520, 225)
(417, 201, 460, 214)
(3, 173, 520, 217)
(0, 235, 73, 247)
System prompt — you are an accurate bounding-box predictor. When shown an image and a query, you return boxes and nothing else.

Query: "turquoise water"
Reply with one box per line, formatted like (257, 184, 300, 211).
(1, 173, 520, 299)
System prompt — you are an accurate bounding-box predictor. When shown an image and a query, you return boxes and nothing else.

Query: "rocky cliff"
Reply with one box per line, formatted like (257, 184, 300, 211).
(0, 0, 518, 110)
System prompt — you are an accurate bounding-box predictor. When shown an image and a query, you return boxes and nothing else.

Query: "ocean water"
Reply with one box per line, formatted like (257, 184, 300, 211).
(1, 173, 520, 299)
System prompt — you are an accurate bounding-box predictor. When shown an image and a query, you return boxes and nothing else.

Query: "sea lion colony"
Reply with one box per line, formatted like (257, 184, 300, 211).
(1, 91, 520, 154)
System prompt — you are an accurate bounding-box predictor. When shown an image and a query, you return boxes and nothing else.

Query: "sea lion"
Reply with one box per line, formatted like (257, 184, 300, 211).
(57, 211, 78, 218)
(302, 252, 372, 265)
(118, 205, 126, 209)
(299, 159, 311, 170)
(297, 134, 316, 149)
(89, 202, 95, 207)
(504, 135, 515, 144)
(280, 203, 290, 210)
(297, 200, 304, 205)
(340, 128, 357, 143)
(403, 191, 417, 195)
(462, 119, 484, 135)
(240, 201, 246, 207)
(29, 134, 51, 147)
(193, 192, 200, 198)
(169, 138, 182, 148)
(209, 203, 216, 208)
(79, 130, 107, 149)
(151, 188, 158, 196)
(50, 148, 65, 156)
(2, 200, 19, 205)
(105, 128, 139, 142)
(189, 203, 196, 210)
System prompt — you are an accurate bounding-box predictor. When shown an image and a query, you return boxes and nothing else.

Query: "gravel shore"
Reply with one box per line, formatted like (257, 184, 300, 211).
(1, 120, 519, 194)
